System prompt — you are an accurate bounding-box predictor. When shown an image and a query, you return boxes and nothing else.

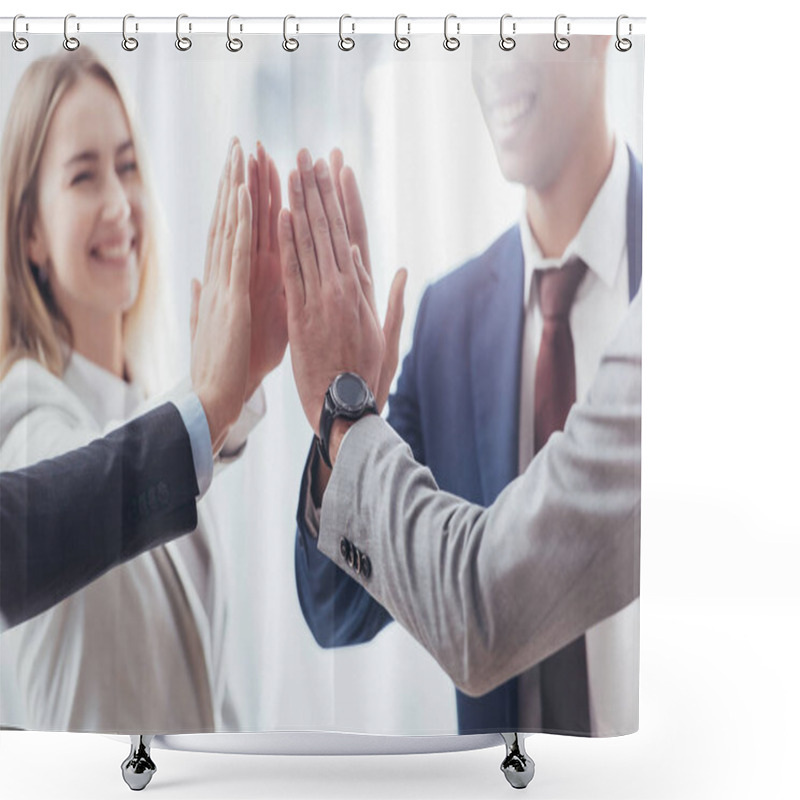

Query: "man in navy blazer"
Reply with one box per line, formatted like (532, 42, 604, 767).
(295, 35, 643, 736)
(0, 402, 200, 630)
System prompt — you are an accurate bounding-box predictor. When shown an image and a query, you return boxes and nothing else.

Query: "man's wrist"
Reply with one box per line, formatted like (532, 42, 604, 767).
(195, 391, 231, 456)
(329, 418, 357, 466)
(173, 392, 214, 496)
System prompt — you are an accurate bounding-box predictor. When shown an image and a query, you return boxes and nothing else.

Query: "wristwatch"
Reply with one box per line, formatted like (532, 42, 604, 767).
(317, 372, 378, 468)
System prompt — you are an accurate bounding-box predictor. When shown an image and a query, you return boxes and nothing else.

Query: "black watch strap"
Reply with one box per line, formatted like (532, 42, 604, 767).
(317, 373, 377, 468)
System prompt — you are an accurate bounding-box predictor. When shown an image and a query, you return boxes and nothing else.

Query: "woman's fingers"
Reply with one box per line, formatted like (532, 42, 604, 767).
(211, 137, 237, 282)
(247, 152, 259, 271)
(189, 278, 201, 343)
(231, 184, 252, 294)
(278, 207, 305, 318)
(315, 158, 354, 279)
(219, 142, 243, 284)
(267, 145, 282, 261)
(205, 141, 233, 284)
(255, 143, 271, 255)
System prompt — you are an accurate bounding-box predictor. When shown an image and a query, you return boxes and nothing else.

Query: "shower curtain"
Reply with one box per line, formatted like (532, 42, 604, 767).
(0, 19, 644, 741)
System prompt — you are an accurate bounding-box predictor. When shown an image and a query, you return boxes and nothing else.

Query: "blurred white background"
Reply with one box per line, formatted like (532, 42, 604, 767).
(1, 0, 799, 798)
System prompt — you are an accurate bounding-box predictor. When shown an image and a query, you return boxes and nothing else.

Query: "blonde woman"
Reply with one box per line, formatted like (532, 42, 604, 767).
(0, 49, 287, 732)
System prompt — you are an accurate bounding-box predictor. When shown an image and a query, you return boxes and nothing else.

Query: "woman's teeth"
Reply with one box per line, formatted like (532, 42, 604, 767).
(93, 243, 130, 260)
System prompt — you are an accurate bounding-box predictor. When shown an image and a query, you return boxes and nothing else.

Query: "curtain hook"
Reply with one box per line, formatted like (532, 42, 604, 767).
(339, 14, 355, 51)
(394, 14, 411, 51)
(615, 15, 632, 52)
(122, 14, 139, 51)
(553, 14, 570, 52)
(12, 14, 29, 51)
(63, 13, 80, 51)
(443, 14, 460, 51)
(283, 15, 299, 52)
(499, 14, 516, 51)
(175, 14, 192, 51)
(227, 15, 243, 52)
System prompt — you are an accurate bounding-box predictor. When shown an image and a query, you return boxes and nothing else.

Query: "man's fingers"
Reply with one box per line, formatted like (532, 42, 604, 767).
(278, 208, 305, 319)
(340, 165, 372, 275)
(288, 166, 320, 288)
(315, 158, 354, 279)
(330, 148, 347, 228)
(298, 149, 338, 280)
(231, 184, 253, 293)
(189, 278, 201, 343)
(376, 268, 407, 411)
(352, 244, 378, 320)
(384, 268, 407, 350)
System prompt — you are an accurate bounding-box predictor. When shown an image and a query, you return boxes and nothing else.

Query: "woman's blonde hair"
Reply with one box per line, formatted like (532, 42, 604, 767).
(0, 47, 173, 396)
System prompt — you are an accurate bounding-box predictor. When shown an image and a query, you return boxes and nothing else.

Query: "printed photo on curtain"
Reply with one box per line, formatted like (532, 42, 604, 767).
(0, 26, 643, 748)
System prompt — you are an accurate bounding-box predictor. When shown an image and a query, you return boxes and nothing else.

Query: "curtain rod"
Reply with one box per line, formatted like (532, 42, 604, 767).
(1, 15, 646, 37)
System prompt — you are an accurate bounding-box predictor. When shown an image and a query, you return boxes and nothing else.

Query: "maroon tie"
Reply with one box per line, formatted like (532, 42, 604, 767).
(534, 256, 587, 452)
(534, 255, 592, 734)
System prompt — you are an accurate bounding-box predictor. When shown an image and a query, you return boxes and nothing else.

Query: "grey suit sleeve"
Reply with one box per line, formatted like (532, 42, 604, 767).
(318, 293, 642, 698)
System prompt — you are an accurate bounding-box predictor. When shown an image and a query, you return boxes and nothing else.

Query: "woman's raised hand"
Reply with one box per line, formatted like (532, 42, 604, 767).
(244, 142, 289, 399)
(190, 138, 252, 453)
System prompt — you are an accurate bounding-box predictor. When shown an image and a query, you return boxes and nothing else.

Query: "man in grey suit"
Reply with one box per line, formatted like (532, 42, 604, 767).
(294, 35, 641, 738)
(297, 295, 640, 698)
(277, 156, 640, 782)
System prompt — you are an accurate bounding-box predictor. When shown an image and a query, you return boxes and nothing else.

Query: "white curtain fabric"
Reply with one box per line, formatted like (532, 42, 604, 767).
(0, 32, 643, 734)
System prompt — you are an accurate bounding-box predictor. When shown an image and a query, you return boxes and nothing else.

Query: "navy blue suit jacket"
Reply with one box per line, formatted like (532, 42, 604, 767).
(296, 148, 643, 734)
(0, 403, 199, 630)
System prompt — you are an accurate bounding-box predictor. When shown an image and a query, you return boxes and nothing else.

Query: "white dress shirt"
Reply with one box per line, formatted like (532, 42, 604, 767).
(0, 353, 264, 732)
(517, 135, 640, 735)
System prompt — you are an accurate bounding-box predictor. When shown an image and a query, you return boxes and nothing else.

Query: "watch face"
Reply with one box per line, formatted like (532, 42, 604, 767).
(333, 372, 367, 412)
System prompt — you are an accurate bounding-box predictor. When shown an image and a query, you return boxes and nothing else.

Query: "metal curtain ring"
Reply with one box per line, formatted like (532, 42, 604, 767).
(553, 14, 570, 52)
(499, 13, 516, 51)
(394, 15, 410, 51)
(63, 14, 80, 51)
(176, 14, 192, 51)
(283, 15, 299, 52)
(227, 15, 243, 52)
(122, 14, 139, 51)
(615, 14, 632, 52)
(443, 14, 460, 51)
(12, 15, 29, 51)
(338, 14, 355, 51)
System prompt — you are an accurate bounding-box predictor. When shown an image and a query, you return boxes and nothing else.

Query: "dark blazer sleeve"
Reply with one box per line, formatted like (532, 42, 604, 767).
(0, 402, 199, 630)
(293, 289, 435, 649)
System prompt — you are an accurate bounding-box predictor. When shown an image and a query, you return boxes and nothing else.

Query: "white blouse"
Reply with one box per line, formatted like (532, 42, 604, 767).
(0, 353, 264, 733)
